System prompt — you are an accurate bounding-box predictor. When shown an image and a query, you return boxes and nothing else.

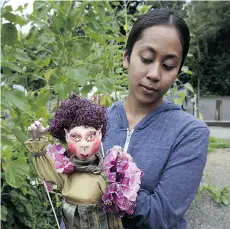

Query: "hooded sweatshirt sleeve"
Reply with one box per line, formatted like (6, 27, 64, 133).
(129, 126, 210, 229)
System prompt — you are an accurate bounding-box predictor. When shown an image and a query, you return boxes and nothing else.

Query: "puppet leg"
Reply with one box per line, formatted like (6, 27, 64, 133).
(107, 212, 123, 229)
(78, 204, 110, 229)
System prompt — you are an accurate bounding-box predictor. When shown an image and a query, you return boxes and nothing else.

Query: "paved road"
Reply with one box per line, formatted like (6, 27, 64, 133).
(208, 126, 230, 139)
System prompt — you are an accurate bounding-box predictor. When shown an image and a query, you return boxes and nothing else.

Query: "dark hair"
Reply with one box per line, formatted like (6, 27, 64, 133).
(125, 8, 190, 69)
(49, 94, 108, 143)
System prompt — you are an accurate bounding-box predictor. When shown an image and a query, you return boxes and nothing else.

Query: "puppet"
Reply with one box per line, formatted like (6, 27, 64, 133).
(25, 94, 142, 229)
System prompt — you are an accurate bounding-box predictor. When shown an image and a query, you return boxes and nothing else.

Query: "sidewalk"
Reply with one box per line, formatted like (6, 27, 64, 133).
(208, 126, 230, 139)
(185, 148, 230, 229)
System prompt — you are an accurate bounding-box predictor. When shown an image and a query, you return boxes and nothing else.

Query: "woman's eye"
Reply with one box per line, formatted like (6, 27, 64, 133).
(163, 64, 175, 71)
(140, 56, 152, 64)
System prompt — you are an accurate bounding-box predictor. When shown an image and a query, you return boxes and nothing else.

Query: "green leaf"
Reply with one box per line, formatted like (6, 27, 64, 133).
(44, 69, 55, 82)
(184, 83, 195, 93)
(15, 15, 28, 26)
(10, 190, 28, 201)
(198, 112, 203, 120)
(42, 58, 51, 67)
(2, 60, 23, 73)
(221, 196, 229, 206)
(24, 203, 33, 215)
(53, 83, 71, 100)
(66, 66, 89, 86)
(33, 1, 47, 11)
(24, 3, 29, 9)
(33, 1, 51, 22)
(14, 48, 31, 61)
(221, 186, 229, 194)
(16, 5, 23, 13)
(4, 90, 32, 114)
(1, 23, 18, 46)
(1, 145, 13, 161)
(81, 84, 94, 95)
(99, 95, 113, 107)
(1, 205, 8, 222)
(1, 135, 14, 146)
(2, 12, 17, 23)
(11, 126, 28, 144)
(5, 157, 30, 188)
(4, 5, 13, 12)
(173, 91, 186, 106)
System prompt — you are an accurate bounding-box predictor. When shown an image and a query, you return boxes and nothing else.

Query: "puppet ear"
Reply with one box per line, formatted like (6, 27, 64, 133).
(97, 125, 103, 139)
(64, 128, 69, 141)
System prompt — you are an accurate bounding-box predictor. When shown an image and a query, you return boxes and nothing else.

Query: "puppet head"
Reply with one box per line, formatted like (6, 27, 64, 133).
(49, 94, 108, 160)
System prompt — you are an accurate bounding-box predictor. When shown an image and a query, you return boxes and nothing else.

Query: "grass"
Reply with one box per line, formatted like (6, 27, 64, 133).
(208, 136, 230, 152)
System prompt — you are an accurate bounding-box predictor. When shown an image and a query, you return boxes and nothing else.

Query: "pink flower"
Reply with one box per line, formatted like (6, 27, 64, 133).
(46, 144, 74, 174)
(102, 146, 144, 216)
(44, 182, 53, 192)
(55, 156, 74, 173)
(102, 183, 134, 217)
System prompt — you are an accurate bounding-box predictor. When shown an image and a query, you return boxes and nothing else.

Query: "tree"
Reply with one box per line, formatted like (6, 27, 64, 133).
(184, 1, 230, 95)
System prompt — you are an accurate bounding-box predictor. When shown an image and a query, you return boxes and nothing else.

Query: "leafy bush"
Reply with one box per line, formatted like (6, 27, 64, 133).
(1, 1, 127, 227)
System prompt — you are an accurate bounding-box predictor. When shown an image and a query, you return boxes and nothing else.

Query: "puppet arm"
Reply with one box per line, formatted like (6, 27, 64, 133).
(25, 120, 66, 190)
(33, 152, 66, 190)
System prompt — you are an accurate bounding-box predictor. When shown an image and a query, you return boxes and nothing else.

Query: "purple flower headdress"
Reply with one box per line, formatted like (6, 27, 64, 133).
(102, 146, 144, 217)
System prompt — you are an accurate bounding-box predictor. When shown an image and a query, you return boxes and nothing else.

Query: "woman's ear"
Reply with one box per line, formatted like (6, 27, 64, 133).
(123, 52, 129, 69)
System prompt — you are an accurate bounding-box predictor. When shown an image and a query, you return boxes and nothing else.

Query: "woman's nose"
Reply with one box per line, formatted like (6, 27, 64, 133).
(146, 63, 161, 82)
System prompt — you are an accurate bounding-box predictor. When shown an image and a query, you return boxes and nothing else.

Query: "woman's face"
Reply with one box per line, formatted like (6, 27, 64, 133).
(123, 25, 183, 106)
(65, 126, 102, 160)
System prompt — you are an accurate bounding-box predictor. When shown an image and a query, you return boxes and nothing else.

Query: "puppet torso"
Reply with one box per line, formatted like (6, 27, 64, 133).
(62, 172, 106, 205)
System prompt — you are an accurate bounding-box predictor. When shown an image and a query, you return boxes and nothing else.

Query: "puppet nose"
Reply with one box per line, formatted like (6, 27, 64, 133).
(80, 145, 89, 154)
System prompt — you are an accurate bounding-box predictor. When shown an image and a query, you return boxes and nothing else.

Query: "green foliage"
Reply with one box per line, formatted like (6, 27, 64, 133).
(198, 184, 229, 206)
(1, 175, 62, 229)
(5, 157, 30, 188)
(1, 1, 127, 227)
(208, 137, 230, 152)
(184, 1, 230, 96)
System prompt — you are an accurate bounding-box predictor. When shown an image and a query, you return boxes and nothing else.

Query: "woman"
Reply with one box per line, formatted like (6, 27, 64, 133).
(103, 9, 210, 229)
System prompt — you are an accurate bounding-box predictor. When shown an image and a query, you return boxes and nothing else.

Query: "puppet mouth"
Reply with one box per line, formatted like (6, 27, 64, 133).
(79, 155, 89, 161)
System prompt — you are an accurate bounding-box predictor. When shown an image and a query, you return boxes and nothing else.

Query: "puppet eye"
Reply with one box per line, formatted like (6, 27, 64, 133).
(70, 133, 81, 142)
(86, 131, 96, 142)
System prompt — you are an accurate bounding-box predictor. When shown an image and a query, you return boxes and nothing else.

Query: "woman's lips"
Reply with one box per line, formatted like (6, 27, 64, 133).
(140, 85, 158, 94)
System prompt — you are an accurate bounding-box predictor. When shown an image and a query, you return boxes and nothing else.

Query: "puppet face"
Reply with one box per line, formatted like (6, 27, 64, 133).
(65, 126, 102, 160)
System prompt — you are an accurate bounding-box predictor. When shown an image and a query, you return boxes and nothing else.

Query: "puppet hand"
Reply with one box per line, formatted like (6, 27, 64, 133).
(28, 118, 49, 140)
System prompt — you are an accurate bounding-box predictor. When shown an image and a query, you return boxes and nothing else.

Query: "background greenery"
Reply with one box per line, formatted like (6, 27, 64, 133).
(1, 1, 230, 228)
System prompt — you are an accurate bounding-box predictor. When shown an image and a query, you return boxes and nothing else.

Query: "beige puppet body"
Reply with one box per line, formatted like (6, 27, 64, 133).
(25, 139, 123, 229)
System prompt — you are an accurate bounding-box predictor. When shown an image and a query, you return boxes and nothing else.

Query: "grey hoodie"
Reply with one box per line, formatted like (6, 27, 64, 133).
(103, 100, 210, 229)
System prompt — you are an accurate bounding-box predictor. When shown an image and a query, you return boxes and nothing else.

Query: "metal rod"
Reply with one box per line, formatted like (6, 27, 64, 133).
(43, 180, 61, 229)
